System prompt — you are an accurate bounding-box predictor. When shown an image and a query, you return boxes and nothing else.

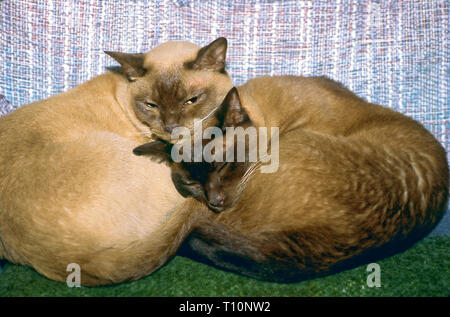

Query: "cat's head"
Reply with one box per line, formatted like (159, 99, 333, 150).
(105, 38, 232, 141)
(133, 87, 255, 213)
(200, 87, 255, 212)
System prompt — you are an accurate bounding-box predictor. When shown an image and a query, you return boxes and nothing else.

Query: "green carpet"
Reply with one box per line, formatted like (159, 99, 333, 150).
(0, 236, 448, 297)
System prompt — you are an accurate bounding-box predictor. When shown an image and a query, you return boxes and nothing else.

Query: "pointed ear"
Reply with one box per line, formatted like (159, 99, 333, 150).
(218, 87, 250, 128)
(104, 51, 146, 81)
(133, 141, 173, 163)
(186, 37, 227, 72)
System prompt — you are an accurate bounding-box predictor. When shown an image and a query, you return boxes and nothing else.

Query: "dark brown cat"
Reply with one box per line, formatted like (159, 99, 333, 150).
(136, 76, 449, 282)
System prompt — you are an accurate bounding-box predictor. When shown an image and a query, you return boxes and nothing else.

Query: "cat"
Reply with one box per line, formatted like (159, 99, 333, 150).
(135, 76, 449, 282)
(0, 38, 231, 286)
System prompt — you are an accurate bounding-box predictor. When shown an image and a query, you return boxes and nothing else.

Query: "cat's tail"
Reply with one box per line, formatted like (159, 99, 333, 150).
(179, 219, 301, 283)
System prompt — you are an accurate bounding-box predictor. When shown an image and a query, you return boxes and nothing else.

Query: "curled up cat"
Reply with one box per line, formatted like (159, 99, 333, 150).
(134, 76, 449, 282)
(0, 38, 231, 285)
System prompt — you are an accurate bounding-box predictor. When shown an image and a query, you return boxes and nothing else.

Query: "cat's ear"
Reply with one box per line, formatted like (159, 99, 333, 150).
(133, 140, 173, 163)
(104, 51, 146, 81)
(187, 37, 227, 72)
(218, 87, 250, 128)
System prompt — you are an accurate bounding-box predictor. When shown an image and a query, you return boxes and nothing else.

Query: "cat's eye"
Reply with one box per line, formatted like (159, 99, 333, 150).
(145, 102, 158, 109)
(184, 96, 198, 105)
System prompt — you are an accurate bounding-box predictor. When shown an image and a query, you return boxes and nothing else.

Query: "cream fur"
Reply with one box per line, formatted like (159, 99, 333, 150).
(144, 41, 200, 70)
(0, 42, 213, 285)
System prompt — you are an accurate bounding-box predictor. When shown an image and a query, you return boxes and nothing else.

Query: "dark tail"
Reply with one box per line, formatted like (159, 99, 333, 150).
(178, 219, 333, 283)
(179, 219, 282, 281)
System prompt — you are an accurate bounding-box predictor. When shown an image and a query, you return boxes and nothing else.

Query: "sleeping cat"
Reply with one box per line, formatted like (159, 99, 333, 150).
(0, 38, 230, 285)
(135, 76, 449, 282)
(106, 37, 231, 141)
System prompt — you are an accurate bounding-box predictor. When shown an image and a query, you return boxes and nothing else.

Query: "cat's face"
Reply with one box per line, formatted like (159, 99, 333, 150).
(200, 160, 251, 212)
(106, 38, 232, 141)
(197, 87, 254, 212)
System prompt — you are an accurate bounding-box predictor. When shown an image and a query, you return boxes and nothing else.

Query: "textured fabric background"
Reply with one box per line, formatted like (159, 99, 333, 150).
(0, 2, 448, 208)
(0, 0, 448, 150)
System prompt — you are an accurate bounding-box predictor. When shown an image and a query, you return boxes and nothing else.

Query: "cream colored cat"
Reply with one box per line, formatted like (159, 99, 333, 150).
(0, 39, 230, 285)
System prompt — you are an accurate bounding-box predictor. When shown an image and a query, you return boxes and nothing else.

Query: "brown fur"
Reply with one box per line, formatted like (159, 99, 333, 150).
(175, 76, 449, 282)
(107, 37, 232, 141)
(0, 40, 227, 285)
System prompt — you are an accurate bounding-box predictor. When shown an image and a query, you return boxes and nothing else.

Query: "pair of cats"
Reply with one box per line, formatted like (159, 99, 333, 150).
(0, 38, 447, 285)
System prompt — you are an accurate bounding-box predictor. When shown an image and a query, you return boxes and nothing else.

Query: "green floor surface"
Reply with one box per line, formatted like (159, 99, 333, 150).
(0, 236, 448, 297)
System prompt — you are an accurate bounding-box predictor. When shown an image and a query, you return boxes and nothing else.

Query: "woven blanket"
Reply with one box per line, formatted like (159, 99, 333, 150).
(0, 0, 448, 156)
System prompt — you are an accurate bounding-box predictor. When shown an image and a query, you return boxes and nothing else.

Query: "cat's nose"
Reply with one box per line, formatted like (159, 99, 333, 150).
(165, 124, 178, 134)
(209, 193, 225, 207)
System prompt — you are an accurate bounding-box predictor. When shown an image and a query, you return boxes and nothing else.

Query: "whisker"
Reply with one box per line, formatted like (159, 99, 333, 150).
(237, 161, 262, 191)
(136, 131, 153, 135)
(192, 106, 220, 129)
